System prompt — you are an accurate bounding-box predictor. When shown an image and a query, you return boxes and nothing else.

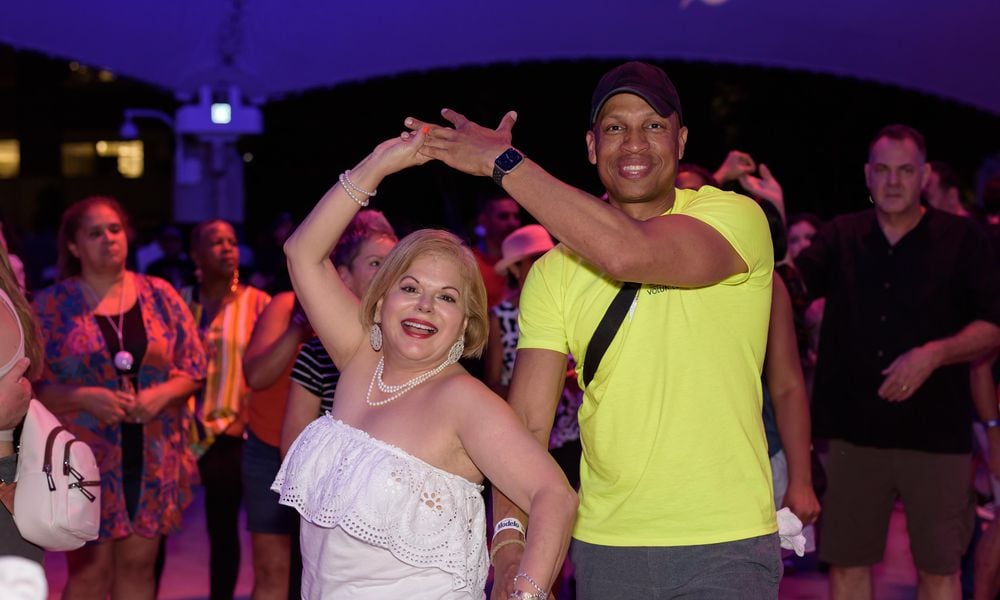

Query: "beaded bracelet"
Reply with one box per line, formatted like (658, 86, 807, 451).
(342, 169, 377, 198)
(338, 172, 369, 207)
(489, 538, 525, 566)
(513, 572, 547, 597)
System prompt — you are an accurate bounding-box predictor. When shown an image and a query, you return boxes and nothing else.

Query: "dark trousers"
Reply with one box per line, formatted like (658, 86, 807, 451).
(198, 434, 243, 600)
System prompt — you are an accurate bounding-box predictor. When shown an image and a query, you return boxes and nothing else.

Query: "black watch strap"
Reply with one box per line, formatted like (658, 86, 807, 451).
(492, 148, 524, 186)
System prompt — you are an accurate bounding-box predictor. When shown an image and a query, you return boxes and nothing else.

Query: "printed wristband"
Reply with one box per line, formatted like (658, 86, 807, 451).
(493, 517, 526, 539)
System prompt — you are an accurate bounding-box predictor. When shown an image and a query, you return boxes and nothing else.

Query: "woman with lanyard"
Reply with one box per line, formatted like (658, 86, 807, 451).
(181, 219, 270, 600)
(33, 196, 206, 599)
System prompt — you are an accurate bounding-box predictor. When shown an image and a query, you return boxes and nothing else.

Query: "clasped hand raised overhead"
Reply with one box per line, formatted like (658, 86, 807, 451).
(403, 108, 518, 177)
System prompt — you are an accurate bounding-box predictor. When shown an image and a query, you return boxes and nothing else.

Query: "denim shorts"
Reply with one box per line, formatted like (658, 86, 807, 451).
(241, 429, 297, 535)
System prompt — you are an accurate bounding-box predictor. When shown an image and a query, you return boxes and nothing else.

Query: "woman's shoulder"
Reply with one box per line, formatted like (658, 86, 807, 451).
(432, 368, 503, 412)
(136, 273, 186, 309)
(258, 290, 294, 314)
(32, 280, 78, 312)
(135, 272, 179, 299)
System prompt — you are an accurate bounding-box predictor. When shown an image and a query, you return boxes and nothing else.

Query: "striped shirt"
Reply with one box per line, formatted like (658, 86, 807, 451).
(182, 285, 271, 446)
(290, 336, 339, 416)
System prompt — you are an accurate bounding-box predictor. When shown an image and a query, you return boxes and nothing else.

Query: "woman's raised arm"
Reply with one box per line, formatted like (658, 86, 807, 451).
(284, 129, 430, 368)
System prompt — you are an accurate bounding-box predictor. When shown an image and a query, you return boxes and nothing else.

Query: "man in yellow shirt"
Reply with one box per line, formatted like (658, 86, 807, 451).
(409, 61, 778, 599)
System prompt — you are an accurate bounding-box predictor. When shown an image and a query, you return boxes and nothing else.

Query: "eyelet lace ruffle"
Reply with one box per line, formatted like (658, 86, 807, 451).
(273, 416, 488, 594)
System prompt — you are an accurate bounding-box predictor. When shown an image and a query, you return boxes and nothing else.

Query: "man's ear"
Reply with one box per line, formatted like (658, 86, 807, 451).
(677, 125, 689, 161)
(586, 130, 597, 165)
(920, 162, 932, 190)
(67, 241, 80, 259)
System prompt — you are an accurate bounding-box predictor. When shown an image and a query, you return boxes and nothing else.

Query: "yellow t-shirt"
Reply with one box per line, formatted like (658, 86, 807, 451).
(518, 186, 776, 546)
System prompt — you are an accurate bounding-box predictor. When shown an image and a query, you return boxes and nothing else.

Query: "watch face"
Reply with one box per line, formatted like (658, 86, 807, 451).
(495, 148, 524, 173)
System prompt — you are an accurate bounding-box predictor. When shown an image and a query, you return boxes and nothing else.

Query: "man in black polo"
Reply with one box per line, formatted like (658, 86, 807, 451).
(796, 124, 1000, 600)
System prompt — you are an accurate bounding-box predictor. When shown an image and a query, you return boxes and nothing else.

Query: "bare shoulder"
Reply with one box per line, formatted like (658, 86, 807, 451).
(272, 290, 296, 305)
(0, 296, 20, 365)
(433, 368, 511, 418)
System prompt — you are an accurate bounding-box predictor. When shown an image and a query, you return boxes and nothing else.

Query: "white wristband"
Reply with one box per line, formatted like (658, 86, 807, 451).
(494, 517, 525, 539)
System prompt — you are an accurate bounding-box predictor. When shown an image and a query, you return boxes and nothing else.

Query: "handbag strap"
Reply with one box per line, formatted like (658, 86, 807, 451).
(582, 281, 640, 388)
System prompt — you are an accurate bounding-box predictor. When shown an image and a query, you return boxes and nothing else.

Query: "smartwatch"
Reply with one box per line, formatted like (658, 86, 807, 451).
(492, 148, 525, 186)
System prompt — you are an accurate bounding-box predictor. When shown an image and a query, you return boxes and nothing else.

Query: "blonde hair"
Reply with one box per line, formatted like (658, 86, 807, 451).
(0, 244, 43, 380)
(359, 229, 488, 359)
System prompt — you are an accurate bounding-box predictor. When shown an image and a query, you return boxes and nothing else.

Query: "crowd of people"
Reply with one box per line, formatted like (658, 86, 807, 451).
(1, 60, 1000, 600)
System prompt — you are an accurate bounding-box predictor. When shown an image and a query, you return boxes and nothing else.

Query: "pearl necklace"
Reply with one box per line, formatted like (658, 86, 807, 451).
(365, 356, 456, 407)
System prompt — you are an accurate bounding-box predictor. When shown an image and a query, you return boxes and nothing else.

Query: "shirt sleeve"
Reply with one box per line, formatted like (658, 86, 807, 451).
(679, 188, 774, 285)
(153, 278, 208, 382)
(290, 338, 326, 397)
(957, 221, 1000, 326)
(517, 248, 570, 355)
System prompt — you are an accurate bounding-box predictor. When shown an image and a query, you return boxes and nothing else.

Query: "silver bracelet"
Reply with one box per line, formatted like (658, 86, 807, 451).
(513, 572, 547, 597)
(508, 591, 546, 600)
(338, 172, 369, 207)
(342, 169, 377, 197)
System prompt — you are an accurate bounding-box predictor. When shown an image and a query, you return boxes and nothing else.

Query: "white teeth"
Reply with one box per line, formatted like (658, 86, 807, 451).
(623, 165, 645, 172)
(403, 320, 436, 333)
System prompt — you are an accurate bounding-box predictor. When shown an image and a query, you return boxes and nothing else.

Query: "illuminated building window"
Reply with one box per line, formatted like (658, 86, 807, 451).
(62, 140, 144, 178)
(0, 140, 20, 178)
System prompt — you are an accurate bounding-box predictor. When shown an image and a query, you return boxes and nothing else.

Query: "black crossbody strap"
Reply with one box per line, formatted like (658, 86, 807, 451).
(582, 281, 640, 388)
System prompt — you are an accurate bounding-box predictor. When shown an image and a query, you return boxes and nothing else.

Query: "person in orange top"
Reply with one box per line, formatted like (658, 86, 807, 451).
(473, 196, 521, 309)
(242, 291, 312, 600)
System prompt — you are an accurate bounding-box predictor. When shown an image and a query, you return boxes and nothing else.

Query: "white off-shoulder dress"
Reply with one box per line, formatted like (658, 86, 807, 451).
(272, 416, 488, 599)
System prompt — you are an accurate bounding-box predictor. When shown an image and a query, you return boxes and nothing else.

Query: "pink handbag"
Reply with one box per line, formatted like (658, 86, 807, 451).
(13, 399, 100, 551)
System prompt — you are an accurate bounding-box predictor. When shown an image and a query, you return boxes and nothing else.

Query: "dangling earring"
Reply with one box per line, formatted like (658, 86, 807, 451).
(447, 338, 465, 364)
(229, 269, 239, 294)
(370, 323, 383, 352)
(868, 195, 874, 204)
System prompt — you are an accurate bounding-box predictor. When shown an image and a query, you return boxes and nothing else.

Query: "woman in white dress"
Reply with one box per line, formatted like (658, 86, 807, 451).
(274, 129, 578, 599)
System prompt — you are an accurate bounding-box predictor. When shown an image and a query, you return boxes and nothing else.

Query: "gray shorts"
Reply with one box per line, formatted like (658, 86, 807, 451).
(571, 533, 781, 600)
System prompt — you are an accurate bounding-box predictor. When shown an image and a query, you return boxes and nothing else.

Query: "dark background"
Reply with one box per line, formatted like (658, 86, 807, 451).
(2, 46, 999, 244)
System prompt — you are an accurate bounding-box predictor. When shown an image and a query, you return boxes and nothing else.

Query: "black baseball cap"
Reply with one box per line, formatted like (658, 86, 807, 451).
(590, 61, 683, 126)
